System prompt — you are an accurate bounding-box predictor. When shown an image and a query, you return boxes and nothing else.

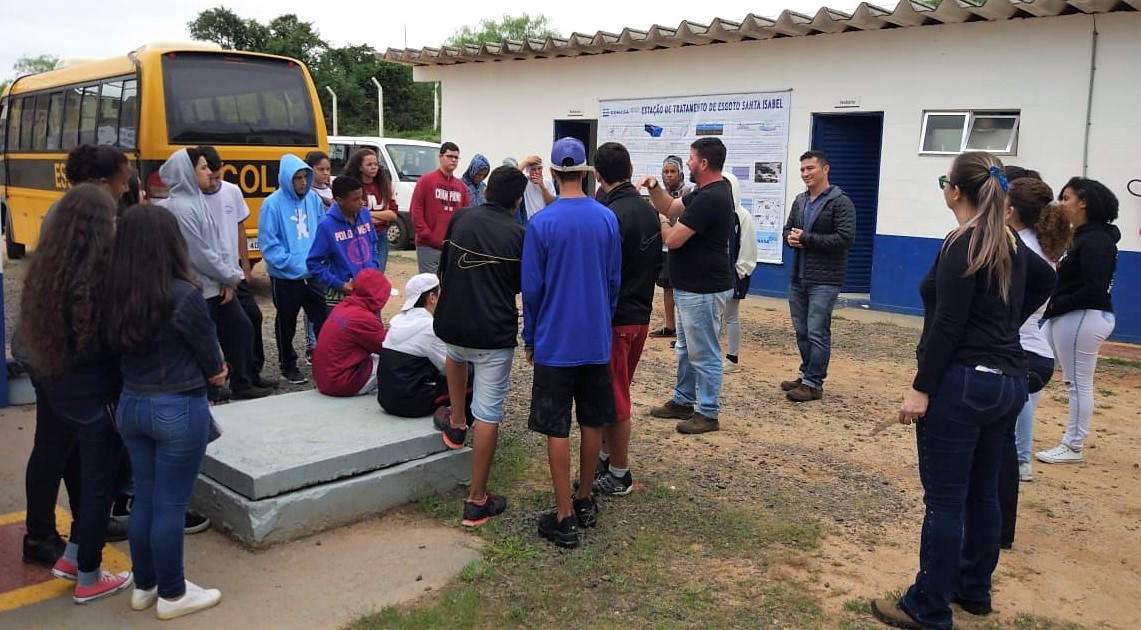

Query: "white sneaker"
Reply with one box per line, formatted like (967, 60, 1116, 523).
(722, 360, 741, 374)
(1018, 461, 1034, 482)
(132, 586, 158, 611)
(156, 581, 221, 620)
(1036, 443, 1083, 464)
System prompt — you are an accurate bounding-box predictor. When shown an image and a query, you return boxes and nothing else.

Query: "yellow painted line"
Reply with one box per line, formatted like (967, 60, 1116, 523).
(0, 507, 132, 613)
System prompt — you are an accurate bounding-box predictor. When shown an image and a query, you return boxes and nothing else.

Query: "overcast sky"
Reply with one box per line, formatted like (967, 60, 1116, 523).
(0, 0, 864, 79)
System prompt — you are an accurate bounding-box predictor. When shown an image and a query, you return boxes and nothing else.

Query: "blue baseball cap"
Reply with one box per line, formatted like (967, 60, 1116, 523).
(550, 137, 591, 172)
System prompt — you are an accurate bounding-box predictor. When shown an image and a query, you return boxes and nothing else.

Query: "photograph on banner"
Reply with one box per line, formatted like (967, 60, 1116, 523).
(598, 91, 791, 264)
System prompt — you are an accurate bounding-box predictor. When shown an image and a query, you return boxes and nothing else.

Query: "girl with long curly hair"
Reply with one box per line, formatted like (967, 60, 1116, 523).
(343, 147, 397, 271)
(105, 205, 228, 619)
(17, 183, 133, 603)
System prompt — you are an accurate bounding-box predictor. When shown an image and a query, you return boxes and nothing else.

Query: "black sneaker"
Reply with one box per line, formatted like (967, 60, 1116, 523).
(282, 367, 307, 385)
(252, 375, 280, 389)
(538, 511, 580, 548)
(433, 406, 468, 450)
(461, 493, 507, 528)
(593, 469, 634, 497)
(184, 512, 211, 534)
(572, 495, 598, 528)
(231, 385, 273, 400)
(207, 385, 232, 403)
(22, 533, 66, 566)
(572, 456, 609, 491)
(104, 517, 128, 542)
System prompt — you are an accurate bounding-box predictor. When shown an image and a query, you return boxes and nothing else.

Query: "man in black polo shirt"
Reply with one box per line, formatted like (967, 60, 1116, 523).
(638, 137, 735, 434)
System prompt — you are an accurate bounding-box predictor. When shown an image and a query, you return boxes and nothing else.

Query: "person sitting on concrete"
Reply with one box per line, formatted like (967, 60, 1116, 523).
(312, 269, 394, 397)
(378, 274, 450, 417)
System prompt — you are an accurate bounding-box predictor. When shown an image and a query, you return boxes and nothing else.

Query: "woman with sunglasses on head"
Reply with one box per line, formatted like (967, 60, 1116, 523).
(1035, 177, 1120, 465)
(18, 184, 133, 604)
(105, 205, 227, 619)
(871, 152, 1055, 630)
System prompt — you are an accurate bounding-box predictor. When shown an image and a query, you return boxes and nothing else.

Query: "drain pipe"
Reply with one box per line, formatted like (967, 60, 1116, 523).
(1081, 14, 1099, 178)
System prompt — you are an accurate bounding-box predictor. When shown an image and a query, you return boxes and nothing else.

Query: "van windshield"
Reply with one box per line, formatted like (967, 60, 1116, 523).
(384, 144, 438, 182)
(162, 52, 318, 146)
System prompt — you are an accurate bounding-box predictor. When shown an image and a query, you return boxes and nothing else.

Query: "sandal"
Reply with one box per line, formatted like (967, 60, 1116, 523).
(649, 327, 676, 338)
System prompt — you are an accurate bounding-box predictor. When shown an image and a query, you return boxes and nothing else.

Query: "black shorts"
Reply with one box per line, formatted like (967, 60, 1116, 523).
(655, 251, 671, 288)
(528, 363, 616, 438)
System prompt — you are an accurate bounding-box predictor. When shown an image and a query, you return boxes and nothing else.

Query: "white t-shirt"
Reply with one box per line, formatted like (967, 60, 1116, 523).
(313, 183, 334, 206)
(383, 308, 447, 372)
(201, 181, 251, 265)
(522, 179, 555, 217)
(1017, 228, 1054, 359)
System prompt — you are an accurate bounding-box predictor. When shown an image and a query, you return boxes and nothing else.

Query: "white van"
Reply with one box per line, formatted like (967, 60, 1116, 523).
(327, 136, 441, 249)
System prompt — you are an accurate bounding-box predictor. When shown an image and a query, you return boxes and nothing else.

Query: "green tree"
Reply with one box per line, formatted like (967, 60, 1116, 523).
(446, 13, 561, 47)
(2, 54, 60, 93)
(187, 8, 268, 51)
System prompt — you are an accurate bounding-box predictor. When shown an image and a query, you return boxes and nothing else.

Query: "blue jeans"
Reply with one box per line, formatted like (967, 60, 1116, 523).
(53, 400, 122, 573)
(672, 288, 732, 418)
(787, 281, 841, 389)
(375, 233, 390, 273)
(899, 364, 1027, 629)
(117, 388, 211, 599)
(444, 345, 514, 424)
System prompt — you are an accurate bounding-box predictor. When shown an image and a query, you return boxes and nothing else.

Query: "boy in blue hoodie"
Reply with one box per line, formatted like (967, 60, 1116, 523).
(306, 176, 380, 307)
(258, 154, 328, 385)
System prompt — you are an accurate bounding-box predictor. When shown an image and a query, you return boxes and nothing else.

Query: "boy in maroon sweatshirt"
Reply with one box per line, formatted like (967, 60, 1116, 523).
(312, 269, 394, 397)
(410, 141, 468, 273)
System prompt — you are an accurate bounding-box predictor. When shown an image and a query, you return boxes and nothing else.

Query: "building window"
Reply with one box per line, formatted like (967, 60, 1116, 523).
(920, 111, 1020, 155)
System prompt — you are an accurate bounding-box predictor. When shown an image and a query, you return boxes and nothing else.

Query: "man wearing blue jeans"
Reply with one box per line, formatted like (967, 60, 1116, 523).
(781, 150, 856, 402)
(639, 137, 736, 434)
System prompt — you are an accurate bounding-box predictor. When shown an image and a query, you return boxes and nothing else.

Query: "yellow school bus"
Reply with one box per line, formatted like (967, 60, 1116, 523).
(0, 42, 327, 260)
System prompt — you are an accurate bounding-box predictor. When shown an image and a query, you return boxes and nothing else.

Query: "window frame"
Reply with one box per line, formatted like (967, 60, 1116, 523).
(919, 110, 1021, 156)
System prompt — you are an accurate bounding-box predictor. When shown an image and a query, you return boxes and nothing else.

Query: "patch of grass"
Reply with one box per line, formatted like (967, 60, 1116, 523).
(1011, 613, 1085, 629)
(1100, 356, 1141, 370)
(843, 598, 871, 614)
(357, 444, 829, 628)
(1097, 388, 1116, 397)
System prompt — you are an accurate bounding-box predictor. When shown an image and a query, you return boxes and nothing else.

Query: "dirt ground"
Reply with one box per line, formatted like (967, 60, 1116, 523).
(4, 250, 1139, 628)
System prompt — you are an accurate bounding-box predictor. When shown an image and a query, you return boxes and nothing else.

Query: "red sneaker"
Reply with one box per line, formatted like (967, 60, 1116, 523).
(73, 570, 133, 604)
(51, 556, 78, 581)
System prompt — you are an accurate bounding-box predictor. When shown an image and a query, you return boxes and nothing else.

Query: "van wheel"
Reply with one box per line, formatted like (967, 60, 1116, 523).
(3, 206, 26, 259)
(387, 216, 413, 250)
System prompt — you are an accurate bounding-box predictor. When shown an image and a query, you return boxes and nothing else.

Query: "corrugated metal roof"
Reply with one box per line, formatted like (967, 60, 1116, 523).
(382, 0, 1139, 66)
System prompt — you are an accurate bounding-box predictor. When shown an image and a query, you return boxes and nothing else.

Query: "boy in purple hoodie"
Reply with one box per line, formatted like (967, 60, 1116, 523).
(306, 176, 380, 307)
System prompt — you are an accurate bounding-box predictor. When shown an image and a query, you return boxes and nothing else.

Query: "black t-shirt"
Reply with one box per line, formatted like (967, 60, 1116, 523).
(669, 179, 735, 293)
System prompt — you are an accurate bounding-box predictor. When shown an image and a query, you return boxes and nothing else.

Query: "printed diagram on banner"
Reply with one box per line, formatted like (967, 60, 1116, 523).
(599, 92, 791, 264)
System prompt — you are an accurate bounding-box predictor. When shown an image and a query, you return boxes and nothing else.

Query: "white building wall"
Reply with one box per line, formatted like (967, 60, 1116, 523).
(417, 13, 1120, 240)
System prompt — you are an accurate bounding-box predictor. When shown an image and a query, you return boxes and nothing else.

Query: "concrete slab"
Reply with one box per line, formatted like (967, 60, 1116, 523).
(192, 449, 472, 548)
(204, 390, 447, 500)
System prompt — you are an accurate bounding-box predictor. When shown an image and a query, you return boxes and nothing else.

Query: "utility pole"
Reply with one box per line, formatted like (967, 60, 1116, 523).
(370, 77, 384, 137)
(324, 86, 338, 136)
(433, 82, 440, 131)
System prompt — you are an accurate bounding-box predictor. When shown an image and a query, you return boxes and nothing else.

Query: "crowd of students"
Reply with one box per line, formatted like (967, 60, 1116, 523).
(13, 133, 1123, 621)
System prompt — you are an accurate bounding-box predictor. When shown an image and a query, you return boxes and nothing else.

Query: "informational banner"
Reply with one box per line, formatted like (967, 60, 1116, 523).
(598, 91, 792, 264)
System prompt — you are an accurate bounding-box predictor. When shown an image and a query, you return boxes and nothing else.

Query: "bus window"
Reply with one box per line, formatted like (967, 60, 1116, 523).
(0, 99, 8, 150)
(163, 53, 317, 146)
(97, 80, 123, 146)
(7, 98, 22, 151)
(46, 91, 65, 151)
(119, 79, 138, 149)
(30, 94, 50, 151)
(19, 96, 35, 151)
(78, 85, 99, 146)
(61, 87, 82, 150)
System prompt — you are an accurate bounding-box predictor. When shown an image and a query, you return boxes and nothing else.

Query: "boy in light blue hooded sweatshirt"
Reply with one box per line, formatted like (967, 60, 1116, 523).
(258, 153, 328, 384)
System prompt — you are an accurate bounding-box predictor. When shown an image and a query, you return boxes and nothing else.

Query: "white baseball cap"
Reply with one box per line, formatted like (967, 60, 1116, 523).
(401, 273, 440, 312)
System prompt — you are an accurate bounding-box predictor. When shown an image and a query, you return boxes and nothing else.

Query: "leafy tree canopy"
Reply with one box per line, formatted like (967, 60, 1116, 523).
(446, 13, 561, 47)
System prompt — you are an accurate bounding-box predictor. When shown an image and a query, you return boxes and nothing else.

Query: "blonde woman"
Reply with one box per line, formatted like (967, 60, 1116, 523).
(872, 152, 1055, 629)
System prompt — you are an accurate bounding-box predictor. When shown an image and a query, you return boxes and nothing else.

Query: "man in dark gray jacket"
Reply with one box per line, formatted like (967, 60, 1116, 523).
(780, 151, 856, 402)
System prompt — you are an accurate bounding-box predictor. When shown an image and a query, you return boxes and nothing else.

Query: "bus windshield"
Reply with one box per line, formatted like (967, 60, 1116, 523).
(385, 144, 438, 182)
(162, 53, 318, 146)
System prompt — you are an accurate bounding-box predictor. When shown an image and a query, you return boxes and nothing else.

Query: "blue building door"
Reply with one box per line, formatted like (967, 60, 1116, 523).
(810, 113, 882, 293)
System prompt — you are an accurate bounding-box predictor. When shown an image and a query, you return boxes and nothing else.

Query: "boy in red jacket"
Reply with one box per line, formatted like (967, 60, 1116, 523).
(410, 141, 468, 274)
(312, 269, 395, 397)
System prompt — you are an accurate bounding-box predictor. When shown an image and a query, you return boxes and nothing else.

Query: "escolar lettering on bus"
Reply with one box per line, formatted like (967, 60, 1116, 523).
(220, 163, 278, 196)
(53, 162, 70, 190)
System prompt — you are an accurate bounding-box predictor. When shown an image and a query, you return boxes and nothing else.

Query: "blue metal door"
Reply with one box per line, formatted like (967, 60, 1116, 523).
(810, 113, 882, 293)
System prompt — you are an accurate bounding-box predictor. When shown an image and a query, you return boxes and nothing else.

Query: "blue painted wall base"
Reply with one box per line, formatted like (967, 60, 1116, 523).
(748, 235, 1140, 344)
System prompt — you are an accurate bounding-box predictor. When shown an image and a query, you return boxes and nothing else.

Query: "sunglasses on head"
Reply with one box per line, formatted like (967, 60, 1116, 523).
(938, 175, 955, 190)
